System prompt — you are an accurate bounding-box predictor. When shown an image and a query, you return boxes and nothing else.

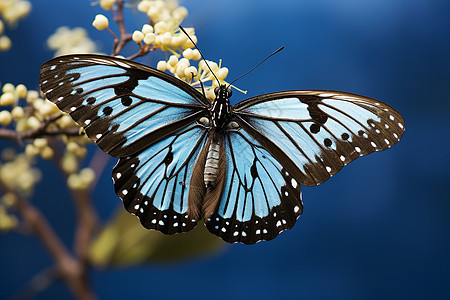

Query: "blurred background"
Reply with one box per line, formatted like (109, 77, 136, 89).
(1, 0, 449, 299)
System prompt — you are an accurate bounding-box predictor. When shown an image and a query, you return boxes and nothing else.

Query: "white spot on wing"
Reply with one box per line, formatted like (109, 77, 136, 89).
(355, 147, 361, 153)
(294, 206, 300, 213)
(291, 178, 297, 188)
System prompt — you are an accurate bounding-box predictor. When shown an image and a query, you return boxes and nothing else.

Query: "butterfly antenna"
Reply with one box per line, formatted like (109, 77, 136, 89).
(227, 47, 284, 88)
(179, 26, 221, 86)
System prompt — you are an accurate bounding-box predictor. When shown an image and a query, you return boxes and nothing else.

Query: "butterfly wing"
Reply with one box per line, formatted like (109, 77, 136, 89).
(205, 128, 303, 244)
(205, 90, 404, 244)
(39, 54, 209, 157)
(233, 90, 405, 187)
(40, 54, 211, 234)
(113, 122, 208, 234)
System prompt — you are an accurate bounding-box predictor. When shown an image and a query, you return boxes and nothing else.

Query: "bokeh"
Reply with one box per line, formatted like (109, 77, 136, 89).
(1, 0, 449, 299)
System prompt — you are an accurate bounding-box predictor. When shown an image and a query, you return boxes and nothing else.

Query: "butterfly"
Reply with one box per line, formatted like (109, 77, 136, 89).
(39, 54, 405, 244)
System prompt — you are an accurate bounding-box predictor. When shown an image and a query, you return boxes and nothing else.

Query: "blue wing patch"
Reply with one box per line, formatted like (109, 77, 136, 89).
(205, 128, 303, 244)
(234, 91, 405, 186)
(113, 123, 208, 234)
(40, 54, 209, 157)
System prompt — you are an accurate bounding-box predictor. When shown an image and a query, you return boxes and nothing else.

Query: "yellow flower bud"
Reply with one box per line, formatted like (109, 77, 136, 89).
(11, 106, 24, 119)
(40, 146, 54, 160)
(142, 24, 154, 34)
(137, 1, 151, 12)
(80, 168, 95, 186)
(217, 67, 229, 80)
(143, 33, 155, 44)
(67, 174, 82, 190)
(176, 63, 188, 78)
(26, 90, 39, 103)
(0, 20, 3, 35)
(25, 144, 40, 158)
(61, 153, 78, 174)
(157, 60, 167, 71)
(58, 115, 77, 129)
(184, 66, 198, 78)
(178, 58, 190, 67)
(192, 49, 201, 61)
(154, 21, 169, 34)
(92, 14, 109, 30)
(132, 30, 144, 43)
(2, 193, 17, 207)
(173, 6, 188, 20)
(33, 138, 48, 149)
(168, 55, 178, 67)
(27, 116, 41, 130)
(2, 83, 15, 94)
(182, 48, 194, 60)
(0, 92, 14, 106)
(74, 147, 87, 158)
(15, 84, 27, 98)
(0, 36, 11, 51)
(0, 111, 12, 126)
(100, 0, 116, 10)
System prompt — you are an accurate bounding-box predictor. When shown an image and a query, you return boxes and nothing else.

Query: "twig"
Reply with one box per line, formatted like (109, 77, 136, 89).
(0, 182, 97, 300)
(111, 0, 131, 56)
(0, 115, 82, 142)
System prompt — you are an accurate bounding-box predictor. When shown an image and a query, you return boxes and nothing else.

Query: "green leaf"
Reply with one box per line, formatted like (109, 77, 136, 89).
(89, 209, 225, 267)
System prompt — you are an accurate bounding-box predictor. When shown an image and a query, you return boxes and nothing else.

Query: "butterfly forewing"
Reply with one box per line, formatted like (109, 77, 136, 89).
(39, 54, 209, 157)
(234, 90, 405, 187)
(205, 128, 303, 244)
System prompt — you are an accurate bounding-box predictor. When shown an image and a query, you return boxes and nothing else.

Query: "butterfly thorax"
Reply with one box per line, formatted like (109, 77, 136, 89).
(210, 85, 232, 130)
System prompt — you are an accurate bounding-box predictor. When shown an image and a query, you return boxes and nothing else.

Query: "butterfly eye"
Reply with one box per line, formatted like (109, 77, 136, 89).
(214, 87, 220, 95)
(227, 88, 232, 98)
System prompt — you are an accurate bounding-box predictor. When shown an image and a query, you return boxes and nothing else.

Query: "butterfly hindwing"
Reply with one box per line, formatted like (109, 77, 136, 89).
(113, 123, 208, 234)
(234, 90, 405, 187)
(205, 128, 303, 244)
(39, 54, 209, 157)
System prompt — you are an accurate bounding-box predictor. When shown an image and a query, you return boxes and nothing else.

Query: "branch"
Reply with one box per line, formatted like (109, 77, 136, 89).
(111, 0, 131, 56)
(0, 115, 83, 143)
(0, 182, 97, 300)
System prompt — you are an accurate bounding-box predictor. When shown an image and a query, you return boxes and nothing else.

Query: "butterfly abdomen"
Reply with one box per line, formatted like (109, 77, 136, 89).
(204, 141, 220, 187)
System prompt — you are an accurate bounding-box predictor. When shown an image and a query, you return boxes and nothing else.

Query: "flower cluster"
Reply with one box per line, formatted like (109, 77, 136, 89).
(0, 82, 95, 191)
(0, 0, 31, 51)
(0, 150, 41, 197)
(0, 192, 18, 231)
(47, 26, 98, 56)
(94, 0, 235, 100)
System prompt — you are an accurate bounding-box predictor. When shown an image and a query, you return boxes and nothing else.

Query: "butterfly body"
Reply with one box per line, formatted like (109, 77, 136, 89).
(40, 54, 405, 244)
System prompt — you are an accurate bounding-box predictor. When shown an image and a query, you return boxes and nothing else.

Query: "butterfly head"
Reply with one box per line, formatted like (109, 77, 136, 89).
(214, 84, 232, 100)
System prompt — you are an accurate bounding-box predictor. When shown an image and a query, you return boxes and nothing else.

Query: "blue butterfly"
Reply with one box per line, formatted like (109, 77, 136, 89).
(39, 54, 405, 244)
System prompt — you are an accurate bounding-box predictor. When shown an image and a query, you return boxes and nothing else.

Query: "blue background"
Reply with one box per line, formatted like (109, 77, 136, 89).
(1, 0, 449, 299)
